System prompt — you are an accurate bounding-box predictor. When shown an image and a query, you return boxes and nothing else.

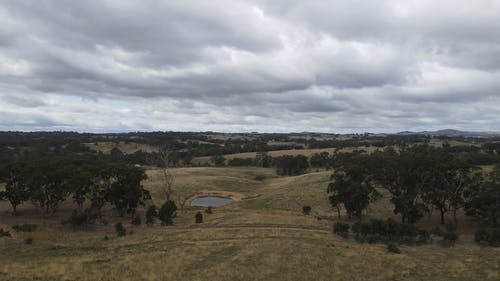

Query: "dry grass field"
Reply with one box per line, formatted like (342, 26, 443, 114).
(1, 167, 499, 281)
(192, 146, 382, 165)
(84, 142, 158, 154)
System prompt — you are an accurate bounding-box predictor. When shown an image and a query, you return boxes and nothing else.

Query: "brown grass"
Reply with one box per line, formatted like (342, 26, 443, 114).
(1, 167, 499, 281)
(84, 142, 158, 154)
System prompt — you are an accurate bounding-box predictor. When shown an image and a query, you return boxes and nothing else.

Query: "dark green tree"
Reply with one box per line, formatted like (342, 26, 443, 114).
(372, 146, 431, 224)
(103, 165, 150, 217)
(146, 205, 158, 225)
(1, 163, 30, 215)
(195, 211, 203, 223)
(275, 155, 309, 176)
(327, 155, 379, 219)
(310, 152, 330, 168)
(465, 167, 500, 226)
(158, 200, 177, 225)
(422, 152, 481, 224)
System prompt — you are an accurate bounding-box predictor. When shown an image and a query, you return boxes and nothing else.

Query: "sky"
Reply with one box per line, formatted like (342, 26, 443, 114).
(1, 0, 500, 133)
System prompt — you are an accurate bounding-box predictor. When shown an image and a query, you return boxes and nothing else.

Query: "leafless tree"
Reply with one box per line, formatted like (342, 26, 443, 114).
(158, 147, 175, 201)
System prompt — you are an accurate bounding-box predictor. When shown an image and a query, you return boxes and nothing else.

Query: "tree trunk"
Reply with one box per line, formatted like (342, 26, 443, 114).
(12, 204, 17, 215)
(440, 208, 445, 225)
(336, 206, 341, 219)
(452, 207, 458, 226)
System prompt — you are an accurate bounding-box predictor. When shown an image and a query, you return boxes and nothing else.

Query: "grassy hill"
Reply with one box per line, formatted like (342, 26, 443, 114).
(0, 167, 499, 281)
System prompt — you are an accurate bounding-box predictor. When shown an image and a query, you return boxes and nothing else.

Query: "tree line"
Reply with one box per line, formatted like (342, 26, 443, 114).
(0, 160, 150, 218)
(327, 145, 500, 226)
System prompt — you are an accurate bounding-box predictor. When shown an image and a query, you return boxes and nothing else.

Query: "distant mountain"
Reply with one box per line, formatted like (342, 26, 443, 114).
(396, 129, 500, 137)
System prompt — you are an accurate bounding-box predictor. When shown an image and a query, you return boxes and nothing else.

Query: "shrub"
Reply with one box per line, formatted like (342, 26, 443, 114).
(445, 221, 457, 233)
(333, 222, 350, 238)
(66, 208, 99, 227)
(145, 205, 158, 225)
(387, 243, 401, 254)
(0, 228, 11, 238)
(302, 206, 312, 215)
(205, 206, 213, 214)
(158, 200, 177, 225)
(24, 238, 33, 245)
(254, 173, 266, 181)
(131, 215, 141, 226)
(115, 223, 127, 237)
(195, 211, 203, 223)
(475, 229, 500, 247)
(431, 226, 444, 237)
(440, 232, 458, 248)
(12, 224, 38, 232)
(351, 218, 430, 246)
(416, 229, 431, 245)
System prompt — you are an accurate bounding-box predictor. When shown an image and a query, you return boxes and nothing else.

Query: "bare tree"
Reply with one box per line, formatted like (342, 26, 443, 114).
(158, 147, 175, 201)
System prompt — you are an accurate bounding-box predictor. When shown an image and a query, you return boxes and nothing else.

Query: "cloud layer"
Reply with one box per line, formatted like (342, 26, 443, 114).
(1, 0, 500, 133)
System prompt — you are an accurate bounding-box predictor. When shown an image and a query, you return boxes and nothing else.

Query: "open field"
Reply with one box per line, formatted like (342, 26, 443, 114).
(84, 142, 158, 154)
(192, 146, 383, 165)
(1, 167, 499, 281)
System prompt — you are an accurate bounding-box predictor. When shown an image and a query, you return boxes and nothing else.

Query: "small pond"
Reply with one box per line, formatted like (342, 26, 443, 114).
(191, 196, 233, 207)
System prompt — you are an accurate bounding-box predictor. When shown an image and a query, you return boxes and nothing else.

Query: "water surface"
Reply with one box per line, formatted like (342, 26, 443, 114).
(190, 196, 233, 207)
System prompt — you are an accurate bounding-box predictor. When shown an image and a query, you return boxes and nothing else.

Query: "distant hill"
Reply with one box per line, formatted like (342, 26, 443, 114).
(396, 129, 500, 137)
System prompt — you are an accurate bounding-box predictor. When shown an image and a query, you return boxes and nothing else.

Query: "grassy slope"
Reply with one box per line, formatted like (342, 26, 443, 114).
(1, 167, 499, 281)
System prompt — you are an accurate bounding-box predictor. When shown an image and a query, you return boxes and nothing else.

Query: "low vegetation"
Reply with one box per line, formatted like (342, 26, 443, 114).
(1, 132, 500, 280)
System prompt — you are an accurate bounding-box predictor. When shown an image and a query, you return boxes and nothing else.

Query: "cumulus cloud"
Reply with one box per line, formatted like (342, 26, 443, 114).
(0, 0, 499, 133)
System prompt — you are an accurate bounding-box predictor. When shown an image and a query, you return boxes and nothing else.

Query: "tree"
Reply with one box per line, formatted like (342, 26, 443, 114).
(69, 166, 95, 209)
(158, 147, 176, 201)
(255, 151, 272, 167)
(327, 155, 379, 219)
(158, 200, 177, 225)
(422, 152, 481, 224)
(1, 163, 30, 215)
(372, 146, 431, 224)
(25, 160, 74, 216)
(103, 165, 150, 217)
(275, 155, 309, 176)
(211, 154, 226, 166)
(465, 167, 500, 226)
(310, 152, 330, 168)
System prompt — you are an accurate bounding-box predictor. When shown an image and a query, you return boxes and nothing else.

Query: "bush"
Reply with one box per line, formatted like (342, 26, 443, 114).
(205, 206, 213, 214)
(115, 223, 127, 237)
(302, 206, 311, 215)
(131, 215, 141, 226)
(66, 209, 99, 227)
(387, 243, 401, 254)
(475, 229, 500, 247)
(145, 205, 158, 225)
(333, 222, 350, 238)
(416, 229, 431, 245)
(195, 211, 203, 223)
(12, 224, 38, 232)
(24, 238, 33, 245)
(431, 226, 444, 237)
(254, 173, 266, 181)
(445, 221, 457, 233)
(351, 218, 430, 246)
(0, 228, 11, 238)
(440, 232, 458, 248)
(158, 200, 177, 225)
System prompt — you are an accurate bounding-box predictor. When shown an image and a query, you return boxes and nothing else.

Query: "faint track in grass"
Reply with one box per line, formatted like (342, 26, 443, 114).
(162, 223, 331, 233)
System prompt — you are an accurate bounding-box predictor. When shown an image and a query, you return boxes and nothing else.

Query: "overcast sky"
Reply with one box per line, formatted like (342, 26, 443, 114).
(1, 1, 500, 133)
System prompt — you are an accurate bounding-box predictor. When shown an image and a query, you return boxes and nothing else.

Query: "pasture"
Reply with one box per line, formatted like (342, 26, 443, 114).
(1, 167, 499, 281)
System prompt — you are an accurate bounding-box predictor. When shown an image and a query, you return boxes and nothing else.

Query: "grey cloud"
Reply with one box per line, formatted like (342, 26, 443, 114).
(0, 1, 500, 133)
